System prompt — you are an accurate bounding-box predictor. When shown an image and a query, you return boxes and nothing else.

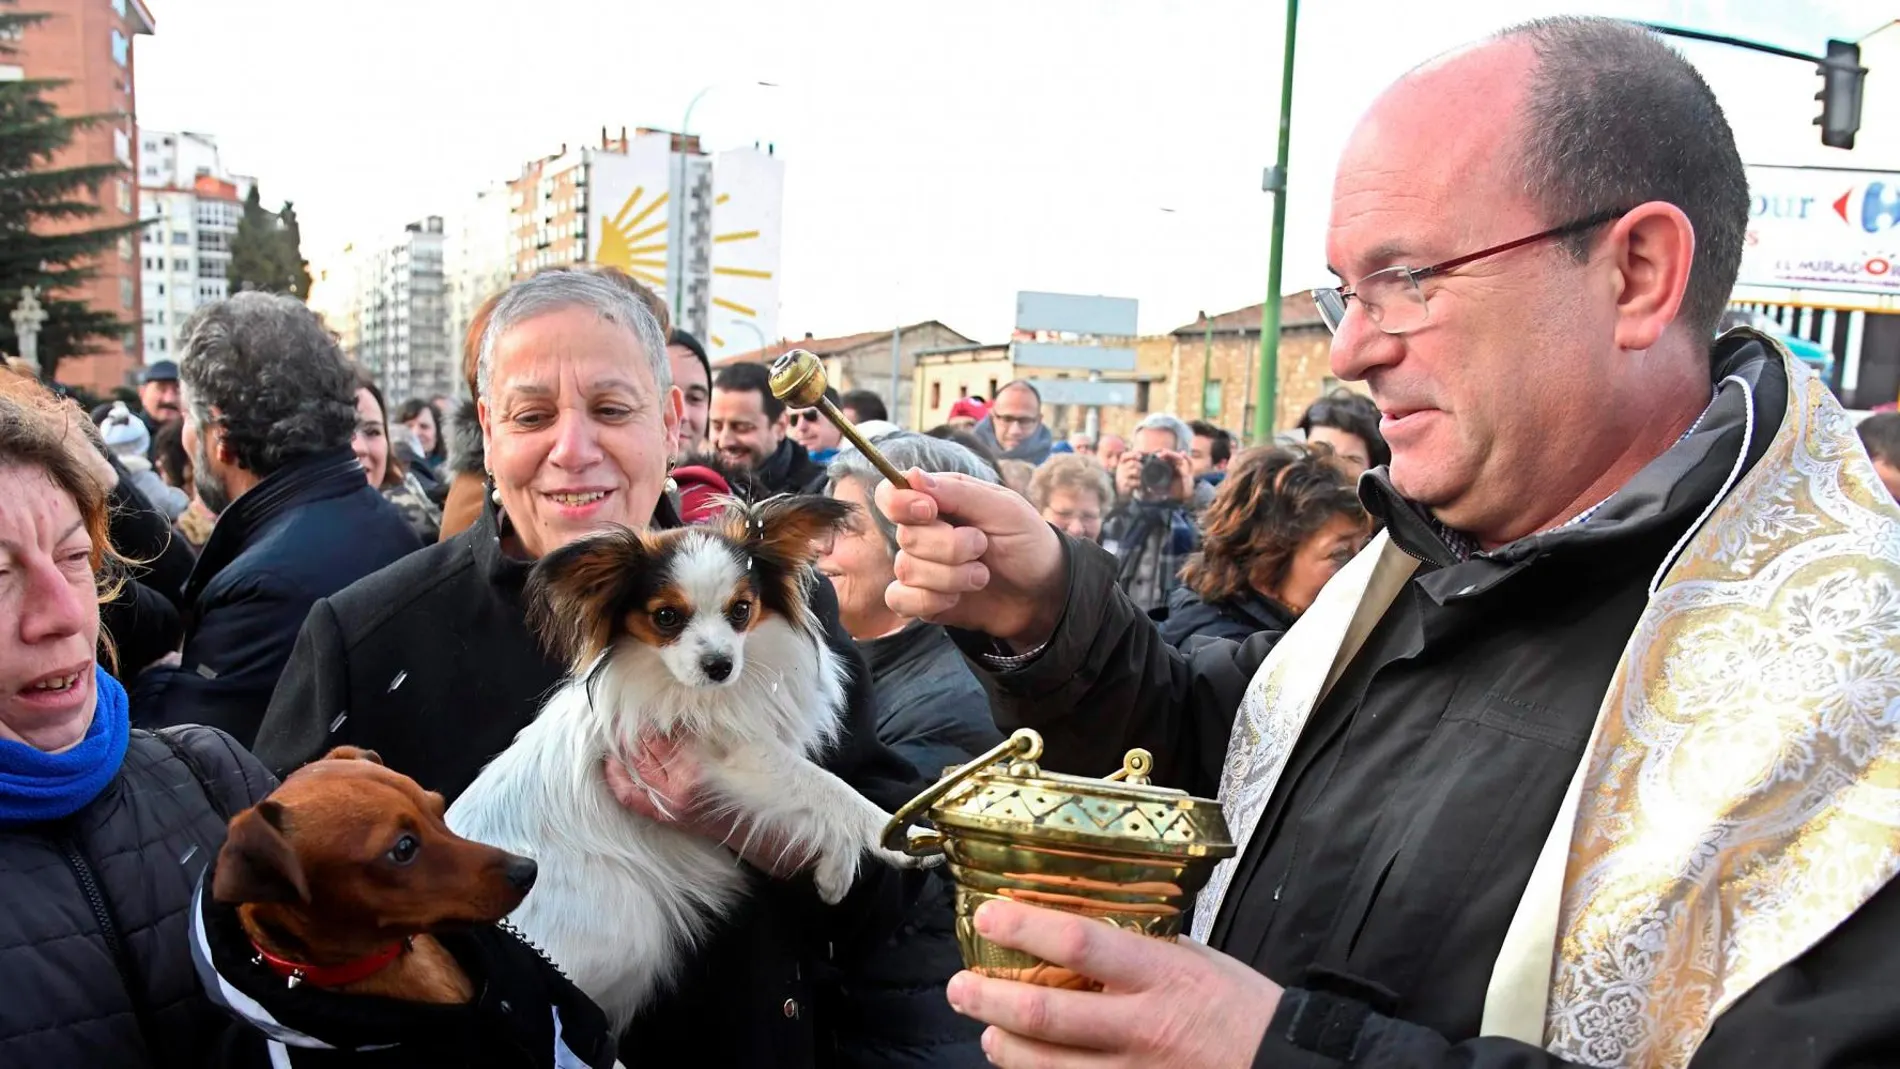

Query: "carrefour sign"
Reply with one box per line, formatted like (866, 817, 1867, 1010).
(1740, 165, 1900, 296)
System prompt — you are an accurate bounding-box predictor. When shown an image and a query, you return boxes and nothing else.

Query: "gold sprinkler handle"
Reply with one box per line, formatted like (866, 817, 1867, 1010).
(768, 349, 911, 490)
(880, 729, 1043, 857)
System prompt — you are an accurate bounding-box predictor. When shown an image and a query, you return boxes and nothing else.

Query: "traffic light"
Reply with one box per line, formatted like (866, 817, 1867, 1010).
(1815, 39, 1865, 150)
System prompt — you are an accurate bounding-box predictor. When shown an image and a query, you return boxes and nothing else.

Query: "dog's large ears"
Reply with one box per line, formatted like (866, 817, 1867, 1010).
(212, 801, 311, 906)
(526, 527, 650, 667)
(731, 494, 857, 570)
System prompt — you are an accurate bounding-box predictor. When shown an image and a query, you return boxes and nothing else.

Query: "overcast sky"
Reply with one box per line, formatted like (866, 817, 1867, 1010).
(133, 0, 1888, 342)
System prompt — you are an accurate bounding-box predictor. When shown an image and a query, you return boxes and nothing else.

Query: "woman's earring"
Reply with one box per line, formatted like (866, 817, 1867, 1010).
(488, 473, 502, 507)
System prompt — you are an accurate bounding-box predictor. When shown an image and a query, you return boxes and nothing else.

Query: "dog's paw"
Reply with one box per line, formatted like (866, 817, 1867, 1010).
(813, 851, 860, 905)
(878, 845, 944, 871)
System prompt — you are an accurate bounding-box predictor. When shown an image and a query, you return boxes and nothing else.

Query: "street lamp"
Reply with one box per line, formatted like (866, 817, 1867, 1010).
(675, 81, 780, 322)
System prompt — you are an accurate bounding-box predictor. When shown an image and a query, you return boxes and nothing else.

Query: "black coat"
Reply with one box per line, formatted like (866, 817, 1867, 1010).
(133, 449, 422, 746)
(194, 876, 618, 1069)
(757, 436, 828, 496)
(953, 338, 1900, 1068)
(840, 621, 1000, 1069)
(1152, 584, 1296, 652)
(255, 498, 959, 1068)
(0, 726, 276, 1067)
(100, 453, 197, 676)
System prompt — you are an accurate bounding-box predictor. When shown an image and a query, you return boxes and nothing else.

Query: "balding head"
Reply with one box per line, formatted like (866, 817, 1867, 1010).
(1323, 18, 1741, 547)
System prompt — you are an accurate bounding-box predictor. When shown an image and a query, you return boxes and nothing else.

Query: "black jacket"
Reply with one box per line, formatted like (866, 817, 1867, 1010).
(256, 498, 957, 1068)
(134, 449, 422, 745)
(193, 875, 618, 1069)
(100, 454, 197, 676)
(861, 621, 1005, 780)
(1153, 584, 1296, 652)
(757, 436, 828, 496)
(954, 337, 1900, 1068)
(0, 726, 276, 1067)
(837, 621, 1000, 1069)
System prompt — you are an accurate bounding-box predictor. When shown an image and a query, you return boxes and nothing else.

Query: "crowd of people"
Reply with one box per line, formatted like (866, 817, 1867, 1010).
(5, 13, 1900, 1069)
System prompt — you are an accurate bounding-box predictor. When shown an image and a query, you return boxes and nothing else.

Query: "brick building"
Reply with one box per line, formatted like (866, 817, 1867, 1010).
(912, 337, 1173, 441)
(1163, 295, 1346, 440)
(10, 0, 156, 393)
(720, 321, 976, 426)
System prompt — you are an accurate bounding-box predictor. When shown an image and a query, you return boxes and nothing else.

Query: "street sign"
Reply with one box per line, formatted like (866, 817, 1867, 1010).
(1029, 378, 1138, 407)
(1015, 292, 1138, 337)
(1010, 341, 1137, 372)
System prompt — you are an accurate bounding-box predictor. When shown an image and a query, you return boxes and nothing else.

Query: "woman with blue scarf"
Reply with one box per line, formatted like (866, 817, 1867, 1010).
(0, 369, 275, 1066)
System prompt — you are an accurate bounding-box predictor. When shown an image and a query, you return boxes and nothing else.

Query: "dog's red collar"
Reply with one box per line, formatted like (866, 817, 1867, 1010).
(250, 938, 410, 989)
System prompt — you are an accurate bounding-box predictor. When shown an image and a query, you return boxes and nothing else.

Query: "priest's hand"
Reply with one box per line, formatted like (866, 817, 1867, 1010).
(946, 900, 1281, 1069)
(878, 467, 1067, 649)
(603, 738, 816, 880)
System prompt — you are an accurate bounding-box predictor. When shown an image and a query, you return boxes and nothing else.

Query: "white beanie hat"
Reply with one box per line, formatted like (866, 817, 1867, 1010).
(98, 401, 150, 458)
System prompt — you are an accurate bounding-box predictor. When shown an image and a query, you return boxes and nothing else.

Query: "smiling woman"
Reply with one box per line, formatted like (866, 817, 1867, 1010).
(256, 271, 951, 1067)
(0, 371, 276, 1066)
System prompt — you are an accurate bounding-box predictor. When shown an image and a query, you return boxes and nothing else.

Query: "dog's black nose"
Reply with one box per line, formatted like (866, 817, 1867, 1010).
(503, 855, 538, 892)
(701, 654, 733, 682)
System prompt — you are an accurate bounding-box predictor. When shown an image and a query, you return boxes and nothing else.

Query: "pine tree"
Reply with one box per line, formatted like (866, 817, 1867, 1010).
(278, 200, 312, 300)
(227, 185, 276, 294)
(227, 185, 312, 298)
(0, 0, 143, 381)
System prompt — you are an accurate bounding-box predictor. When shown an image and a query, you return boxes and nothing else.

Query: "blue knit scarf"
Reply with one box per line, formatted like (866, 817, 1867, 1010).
(0, 666, 130, 825)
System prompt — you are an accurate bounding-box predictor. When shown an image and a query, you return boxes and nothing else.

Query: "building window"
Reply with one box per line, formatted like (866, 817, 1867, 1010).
(110, 29, 128, 67)
(172, 231, 188, 245)
(116, 179, 131, 213)
(929, 382, 941, 410)
(113, 0, 127, 16)
(118, 235, 132, 260)
(174, 258, 188, 272)
(156, 283, 164, 296)
(1136, 382, 1152, 411)
(120, 277, 134, 309)
(987, 378, 999, 401)
(1203, 380, 1223, 418)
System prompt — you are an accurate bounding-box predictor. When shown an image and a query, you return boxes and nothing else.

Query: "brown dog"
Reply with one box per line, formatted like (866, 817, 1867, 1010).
(212, 746, 539, 1005)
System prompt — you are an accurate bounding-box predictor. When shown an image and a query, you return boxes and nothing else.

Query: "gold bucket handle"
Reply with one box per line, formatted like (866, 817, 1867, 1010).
(880, 729, 1043, 857)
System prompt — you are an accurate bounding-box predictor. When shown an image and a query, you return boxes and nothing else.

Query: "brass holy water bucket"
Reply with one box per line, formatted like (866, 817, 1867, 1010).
(882, 729, 1235, 990)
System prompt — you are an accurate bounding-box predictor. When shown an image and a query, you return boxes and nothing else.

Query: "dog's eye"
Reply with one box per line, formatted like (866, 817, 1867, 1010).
(387, 834, 420, 866)
(653, 607, 683, 631)
(726, 601, 751, 628)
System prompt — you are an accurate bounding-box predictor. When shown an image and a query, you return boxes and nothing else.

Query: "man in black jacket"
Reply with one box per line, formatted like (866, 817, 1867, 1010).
(133, 292, 420, 744)
(877, 17, 1900, 1069)
(711, 360, 826, 496)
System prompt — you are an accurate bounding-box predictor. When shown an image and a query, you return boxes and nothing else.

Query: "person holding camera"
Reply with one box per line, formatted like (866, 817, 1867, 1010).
(1099, 412, 1203, 612)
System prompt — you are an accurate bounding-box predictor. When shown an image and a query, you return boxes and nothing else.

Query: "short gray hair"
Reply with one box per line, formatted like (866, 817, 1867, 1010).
(1502, 16, 1748, 340)
(826, 431, 999, 553)
(1133, 412, 1193, 453)
(476, 271, 670, 402)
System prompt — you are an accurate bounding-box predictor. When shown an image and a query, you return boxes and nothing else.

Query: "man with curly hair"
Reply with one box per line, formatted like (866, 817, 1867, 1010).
(133, 292, 421, 743)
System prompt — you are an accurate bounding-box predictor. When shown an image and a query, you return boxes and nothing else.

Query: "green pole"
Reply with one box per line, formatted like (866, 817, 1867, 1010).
(1200, 312, 1214, 420)
(1253, 0, 1299, 443)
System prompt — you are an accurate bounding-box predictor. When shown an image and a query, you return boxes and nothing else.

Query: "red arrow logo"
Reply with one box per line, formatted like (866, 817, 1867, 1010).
(1835, 190, 1852, 222)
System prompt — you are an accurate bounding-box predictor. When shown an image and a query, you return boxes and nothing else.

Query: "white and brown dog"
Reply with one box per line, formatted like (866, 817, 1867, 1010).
(447, 496, 924, 1030)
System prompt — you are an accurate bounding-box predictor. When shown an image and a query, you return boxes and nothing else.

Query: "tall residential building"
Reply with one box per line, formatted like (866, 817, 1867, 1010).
(137, 130, 248, 365)
(444, 181, 513, 389)
(9, 0, 157, 392)
(348, 218, 453, 404)
(499, 128, 784, 362)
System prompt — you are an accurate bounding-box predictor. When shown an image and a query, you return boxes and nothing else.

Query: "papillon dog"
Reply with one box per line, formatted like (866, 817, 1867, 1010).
(446, 495, 923, 1030)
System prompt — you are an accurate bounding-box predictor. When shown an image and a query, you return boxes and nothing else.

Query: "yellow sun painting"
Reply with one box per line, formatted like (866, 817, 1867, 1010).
(595, 188, 774, 351)
(594, 186, 669, 287)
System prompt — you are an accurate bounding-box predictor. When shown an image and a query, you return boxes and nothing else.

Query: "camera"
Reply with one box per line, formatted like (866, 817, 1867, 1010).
(1138, 452, 1175, 498)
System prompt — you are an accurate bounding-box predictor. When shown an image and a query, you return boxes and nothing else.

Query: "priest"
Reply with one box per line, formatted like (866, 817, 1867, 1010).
(878, 15, 1900, 1069)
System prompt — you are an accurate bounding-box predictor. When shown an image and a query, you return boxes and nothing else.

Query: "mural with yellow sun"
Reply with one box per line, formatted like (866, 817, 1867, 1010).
(588, 136, 784, 361)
